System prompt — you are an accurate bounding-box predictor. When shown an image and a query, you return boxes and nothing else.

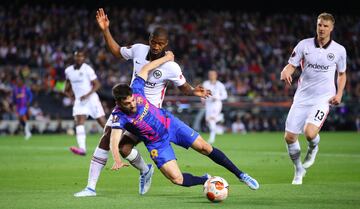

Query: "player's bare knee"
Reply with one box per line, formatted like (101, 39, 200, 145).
(202, 143, 213, 155)
(304, 130, 317, 141)
(170, 174, 184, 185)
(119, 145, 132, 158)
(98, 126, 111, 150)
(284, 132, 297, 143)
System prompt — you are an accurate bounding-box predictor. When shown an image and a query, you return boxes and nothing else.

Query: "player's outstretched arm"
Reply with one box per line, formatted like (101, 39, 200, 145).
(137, 51, 174, 80)
(178, 83, 212, 99)
(280, 64, 296, 85)
(110, 128, 129, 170)
(96, 8, 122, 59)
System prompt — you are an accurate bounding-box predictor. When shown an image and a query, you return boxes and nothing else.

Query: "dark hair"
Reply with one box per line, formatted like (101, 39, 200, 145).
(74, 48, 86, 56)
(112, 83, 132, 101)
(150, 26, 168, 39)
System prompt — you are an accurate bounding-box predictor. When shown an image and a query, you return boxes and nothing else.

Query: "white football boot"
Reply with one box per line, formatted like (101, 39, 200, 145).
(303, 145, 319, 169)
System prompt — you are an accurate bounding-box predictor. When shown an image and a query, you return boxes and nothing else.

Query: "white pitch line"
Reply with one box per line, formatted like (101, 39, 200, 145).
(0, 145, 70, 151)
(257, 151, 360, 158)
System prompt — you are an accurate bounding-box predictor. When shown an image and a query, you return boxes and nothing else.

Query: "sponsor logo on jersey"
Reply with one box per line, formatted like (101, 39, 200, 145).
(153, 70, 162, 79)
(327, 53, 335, 61)
(135, 60, 141, 64)
(133, 102, 149, 125)
(139, 102, 149, 121)
(71, 79, 83, 83)
(145, 81, 156, 88)
(307, 63, 330, 72)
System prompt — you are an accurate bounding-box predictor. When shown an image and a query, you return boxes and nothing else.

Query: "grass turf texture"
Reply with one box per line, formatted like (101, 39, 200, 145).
(0, 132, 359, 209)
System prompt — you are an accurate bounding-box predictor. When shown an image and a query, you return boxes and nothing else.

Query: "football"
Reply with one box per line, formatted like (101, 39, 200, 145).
(203, 176, 229, 202)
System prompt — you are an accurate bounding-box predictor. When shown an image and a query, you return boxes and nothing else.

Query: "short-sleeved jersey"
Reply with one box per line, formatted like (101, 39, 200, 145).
(288, 38, 347, 106)
(202, 80, 228, 107)
(111, 76, 171, 144)
(12, 85, 33, 112)
(120, 44, 186, 108)
(64, 63, 97, 99)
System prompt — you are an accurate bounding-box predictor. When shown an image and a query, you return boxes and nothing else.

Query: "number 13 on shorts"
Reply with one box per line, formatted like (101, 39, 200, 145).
(307, 103, 330, 127)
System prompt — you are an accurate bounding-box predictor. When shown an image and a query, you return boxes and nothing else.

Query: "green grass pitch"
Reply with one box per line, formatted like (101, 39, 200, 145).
(0, 132, 359, 209)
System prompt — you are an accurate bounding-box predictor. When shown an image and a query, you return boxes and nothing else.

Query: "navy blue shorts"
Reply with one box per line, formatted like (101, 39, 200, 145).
(145, 114, 199, 168)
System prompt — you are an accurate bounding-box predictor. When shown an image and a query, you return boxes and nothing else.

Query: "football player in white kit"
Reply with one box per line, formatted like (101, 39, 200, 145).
(64, 50, 107, 156)
(74, 8, 211, 197)
(280, 12, 347, 185)
(202, 70, 228, 144)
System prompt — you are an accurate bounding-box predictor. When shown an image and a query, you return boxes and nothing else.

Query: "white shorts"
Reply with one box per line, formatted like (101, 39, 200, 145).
(285, 103, 330, 134)
(73, 93, 105, 119)
(205, 104, 223, 122)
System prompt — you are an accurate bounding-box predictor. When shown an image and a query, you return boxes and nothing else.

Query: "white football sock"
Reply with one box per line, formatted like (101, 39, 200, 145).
(87, 147, 108, 190)
(208, 120, 217, 144)
(286, 141, 302, 171)
(125, 148, 149, 174)
(308, 134, 320, 149)
(24, 122, 31, 135)
(76, 125, 86, 151)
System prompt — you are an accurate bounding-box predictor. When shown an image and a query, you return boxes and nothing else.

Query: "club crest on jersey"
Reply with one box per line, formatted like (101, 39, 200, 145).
(327, 53, 335, 61)
(153, 70, 162, 79)
(136, 96, 143, 104)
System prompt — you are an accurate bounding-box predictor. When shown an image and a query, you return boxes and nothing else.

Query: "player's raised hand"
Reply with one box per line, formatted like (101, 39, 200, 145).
(111, 160, 129, 171)
(193, 85, 212, 99)
(96, 8, 110, 31)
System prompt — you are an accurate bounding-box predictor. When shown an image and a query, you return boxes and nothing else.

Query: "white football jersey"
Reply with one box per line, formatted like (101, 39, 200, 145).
(203, 80, 228, 107)
(65, 63, 98, 99)
(120, 44, 186, 108)
(289, 38, 347, 105)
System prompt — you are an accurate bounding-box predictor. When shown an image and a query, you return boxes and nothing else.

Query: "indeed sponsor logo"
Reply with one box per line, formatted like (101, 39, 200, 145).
(145, 81, 156, 87)
(307, 63, 329, 71)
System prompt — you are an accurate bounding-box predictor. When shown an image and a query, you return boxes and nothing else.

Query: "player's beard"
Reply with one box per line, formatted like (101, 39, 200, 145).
(74, 63, 83, 69)
(150, 50, 165, 61)
(122, 106, 137, 115)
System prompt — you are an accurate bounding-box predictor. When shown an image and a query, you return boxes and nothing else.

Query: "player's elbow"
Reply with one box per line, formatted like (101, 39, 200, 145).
(113, 52, 122, 59)
(109, 48, 122, 59)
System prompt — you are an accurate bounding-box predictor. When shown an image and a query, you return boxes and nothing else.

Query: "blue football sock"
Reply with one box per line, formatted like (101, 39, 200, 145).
(181, 173, 207, 187)
(208, 147, 243, 178)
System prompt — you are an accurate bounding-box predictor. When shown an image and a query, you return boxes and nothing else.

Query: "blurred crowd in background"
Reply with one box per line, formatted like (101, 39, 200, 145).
(1, 4, 360, 135)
